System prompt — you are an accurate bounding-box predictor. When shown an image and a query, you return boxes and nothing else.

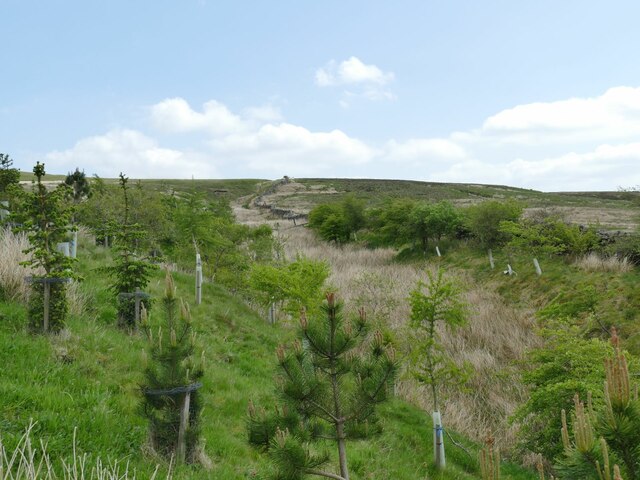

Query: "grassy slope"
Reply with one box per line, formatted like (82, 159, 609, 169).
(0, 238, 535, 479)
(293, 178, 637, 209)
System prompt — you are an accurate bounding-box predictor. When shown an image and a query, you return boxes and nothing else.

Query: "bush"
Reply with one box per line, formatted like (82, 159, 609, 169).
(465, 199, 523, 248)
(500, 216, 599, 258)
(513, 326, 611, 460)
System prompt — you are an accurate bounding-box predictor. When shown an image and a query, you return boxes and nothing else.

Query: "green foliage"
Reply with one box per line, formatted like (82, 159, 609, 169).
(500, 217, 599, 258)
(308, 195, 366, 244)
(513, 326, 611, 461)
(248, 256, 330, 319)
(140, 272, 204, 462)
(10, 162, 76, 332)
(64, 168, 91, 203)
(248, 293, 397, 480)
(409, 200, 463, 250)
(76, 177, 119, 244)
(408, 269, 471, 412)
(101, 173, 157, 327)
(553, 331, 639, 480)
(465, 200, 523, 248)
(165, 189, 273, 291)
(365, 198, 416, 247)
(0, 153, 20, 201)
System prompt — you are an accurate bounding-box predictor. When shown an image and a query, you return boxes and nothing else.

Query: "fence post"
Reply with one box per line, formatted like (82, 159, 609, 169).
(488, 249, 495, 269)
(268, 302, 276, 324)
(436, 246, 441, 257)
(43, 282, 51, 332)
(177, 391, 191, 463)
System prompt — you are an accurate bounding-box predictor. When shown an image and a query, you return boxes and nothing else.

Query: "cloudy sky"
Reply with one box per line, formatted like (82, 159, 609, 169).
(3, 1, 640, 191)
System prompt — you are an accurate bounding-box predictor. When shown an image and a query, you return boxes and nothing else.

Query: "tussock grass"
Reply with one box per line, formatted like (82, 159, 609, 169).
(574, 252, 632, 273)
(0, 228, 32, 302)
(0, 423, 167, 479)
(0, 227, 88, 315)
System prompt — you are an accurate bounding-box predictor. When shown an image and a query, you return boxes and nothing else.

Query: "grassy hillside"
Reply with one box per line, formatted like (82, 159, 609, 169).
(0, 235, 536, 479)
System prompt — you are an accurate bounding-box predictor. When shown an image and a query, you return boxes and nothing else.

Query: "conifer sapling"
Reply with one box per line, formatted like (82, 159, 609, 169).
(141, 271, 204, 462)
(248, 292, 397, 480)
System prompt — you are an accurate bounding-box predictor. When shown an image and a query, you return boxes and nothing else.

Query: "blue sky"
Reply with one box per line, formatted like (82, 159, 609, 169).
(2, 0, 640, 190)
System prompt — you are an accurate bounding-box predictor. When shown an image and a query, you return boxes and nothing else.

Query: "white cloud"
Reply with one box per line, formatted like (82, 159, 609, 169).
(316, 57, 395, 105)
(45, 129, 218, 178)
(315, 56, 394, 86)
(386, 138, 467, 162)
(150, 98, 248, 135)
(43, 86, 640, 190)
(209, 122, 376, 175)
(475, 86, 640, 145)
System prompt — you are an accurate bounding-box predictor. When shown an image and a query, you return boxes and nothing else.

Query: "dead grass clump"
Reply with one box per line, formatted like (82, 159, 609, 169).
(0, 423, 169, 479)
(0, 227, 33, 302)
(575, 252, 632, 273)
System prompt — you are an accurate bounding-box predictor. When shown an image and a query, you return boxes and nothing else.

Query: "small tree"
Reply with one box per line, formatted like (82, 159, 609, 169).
(64, 168, 91, 204)
(465, 199, 523, 248)
(103, 173, 156, 328)
(11, 162, 76, 332)
(248, 293, 397, 480)
(141, 271, 204, 462)
(408, 269, 471, 468)
(0, 153, 20, 199)
(248, 256, 329, 320)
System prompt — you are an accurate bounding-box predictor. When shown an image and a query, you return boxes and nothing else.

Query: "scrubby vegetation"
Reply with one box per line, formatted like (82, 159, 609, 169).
(2, 170, 640, 479)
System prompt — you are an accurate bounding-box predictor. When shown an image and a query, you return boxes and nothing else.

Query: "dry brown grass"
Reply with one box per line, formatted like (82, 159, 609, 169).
(574, 252, 633, 273)
(0, 423, 168, 480)
(0, 228, 34, 302)
(233, 203, 540, 449)
(0, 227, 87, 315)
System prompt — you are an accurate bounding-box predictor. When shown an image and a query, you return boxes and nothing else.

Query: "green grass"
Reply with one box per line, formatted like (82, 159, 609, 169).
(423, 240, 640, 355)
(0, 237, 536, 479)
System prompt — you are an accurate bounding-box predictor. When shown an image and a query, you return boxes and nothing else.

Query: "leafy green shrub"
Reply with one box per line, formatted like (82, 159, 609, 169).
(248, 256, 330, 319)
(500, 217, 599, 258)
(308, 195, 365, 244)
(465, 199, 523, 248)
(513, 326, 611, 460)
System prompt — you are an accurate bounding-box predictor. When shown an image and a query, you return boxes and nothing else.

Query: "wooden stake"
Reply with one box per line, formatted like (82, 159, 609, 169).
(433, 411, 446, 469)
(43, 282, 50, 332)
(436, 246, 441, 257)
(135, 288, 141, 326)
(488, 249, 495, 269)
(268, 302, 275, 324)
(533, 258, 542, 276)
(177, 391, 191, 464)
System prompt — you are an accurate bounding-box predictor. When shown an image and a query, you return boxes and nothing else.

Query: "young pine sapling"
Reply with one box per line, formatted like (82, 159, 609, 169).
(248, 293, 397, 480)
